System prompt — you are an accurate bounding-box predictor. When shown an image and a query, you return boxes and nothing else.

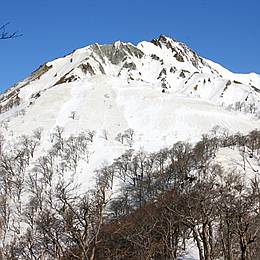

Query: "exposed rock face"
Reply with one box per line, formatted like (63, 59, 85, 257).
(29, 64, 53, 81)
(0, 94, 20, 114)
(92, 42, 144, 65)
(151, 34, 221, 75)
(122, 61, 137, 70)
(53, 69, 76, 86)
(158, 68, 167, 79)
(78, 63, 96, 76)
(174, 52, 185, 62)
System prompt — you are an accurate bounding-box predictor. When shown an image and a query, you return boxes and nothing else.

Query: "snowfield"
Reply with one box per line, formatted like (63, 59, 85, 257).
(1, 33, 260, 201)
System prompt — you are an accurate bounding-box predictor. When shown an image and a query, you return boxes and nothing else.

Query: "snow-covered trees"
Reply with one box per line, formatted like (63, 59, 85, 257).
(94, 130, 260, 259)
(0, 128, 95, 259)
(1, 129, 260, 259)
(115, 128, 135, 147)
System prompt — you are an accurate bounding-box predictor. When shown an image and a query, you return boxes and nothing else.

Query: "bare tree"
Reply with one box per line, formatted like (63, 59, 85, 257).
(0, 23, 22, 40)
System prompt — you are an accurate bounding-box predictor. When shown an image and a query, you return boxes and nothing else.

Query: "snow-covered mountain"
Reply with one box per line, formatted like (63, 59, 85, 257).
(1, 35, 260, 260)
(1, 34, 260, 167)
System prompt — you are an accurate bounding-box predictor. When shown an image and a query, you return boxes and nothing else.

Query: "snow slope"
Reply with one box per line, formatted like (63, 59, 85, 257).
(0, 34, 260, 176)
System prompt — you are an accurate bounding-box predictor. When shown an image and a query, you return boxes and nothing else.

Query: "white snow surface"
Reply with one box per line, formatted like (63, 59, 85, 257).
(1, 35, 260, 184)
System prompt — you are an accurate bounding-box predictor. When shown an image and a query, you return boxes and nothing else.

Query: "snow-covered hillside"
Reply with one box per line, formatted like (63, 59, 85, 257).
(0, 34, 260, 171)
(1, 35, 260, 260)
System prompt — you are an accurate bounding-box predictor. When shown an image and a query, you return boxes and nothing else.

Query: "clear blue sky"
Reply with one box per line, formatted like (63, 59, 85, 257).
(0, 0, 259, 92)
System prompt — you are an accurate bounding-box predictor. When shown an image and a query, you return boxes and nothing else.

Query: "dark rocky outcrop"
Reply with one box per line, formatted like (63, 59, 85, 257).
(78, 62, 95, 76)
(174, 52, 185, 62)
(92, 42, 144, 65)
(122, 62, 137, 70)
(28, 64, 53, 81)
(157, 68, 167, 79)
(226, 80, 232, 87)
(151, 54, 160, 61)
(0, 94, 20, 114)
(53, 69, 78, 86)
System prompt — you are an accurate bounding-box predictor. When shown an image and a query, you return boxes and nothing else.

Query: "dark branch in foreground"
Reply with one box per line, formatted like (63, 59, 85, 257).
(0, 22, 23, 39)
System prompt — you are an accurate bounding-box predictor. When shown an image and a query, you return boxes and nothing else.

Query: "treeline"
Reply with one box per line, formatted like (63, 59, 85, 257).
(0, 127, 260, 259)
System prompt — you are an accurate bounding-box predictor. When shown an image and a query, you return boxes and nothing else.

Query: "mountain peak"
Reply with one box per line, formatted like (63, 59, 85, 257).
(1, 35, 260, 128)
(146, 34, 215, 73)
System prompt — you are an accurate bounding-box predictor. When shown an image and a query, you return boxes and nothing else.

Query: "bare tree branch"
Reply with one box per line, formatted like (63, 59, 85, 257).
(0, 22, 22, 40)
